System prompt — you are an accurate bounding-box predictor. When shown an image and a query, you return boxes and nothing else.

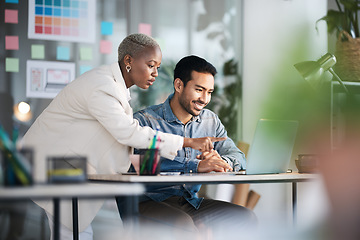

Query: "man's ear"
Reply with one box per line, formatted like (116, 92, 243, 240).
(174, 78, 183, 93)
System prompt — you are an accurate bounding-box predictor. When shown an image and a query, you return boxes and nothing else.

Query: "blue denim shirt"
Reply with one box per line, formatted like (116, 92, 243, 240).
(133, 94, 246, 209)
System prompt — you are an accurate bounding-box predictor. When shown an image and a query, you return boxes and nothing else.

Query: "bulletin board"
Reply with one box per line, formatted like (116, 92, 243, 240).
(2, 0, 158, 102)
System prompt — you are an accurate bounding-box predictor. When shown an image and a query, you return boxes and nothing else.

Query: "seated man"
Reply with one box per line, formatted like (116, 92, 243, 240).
(132, 55, 256, 235)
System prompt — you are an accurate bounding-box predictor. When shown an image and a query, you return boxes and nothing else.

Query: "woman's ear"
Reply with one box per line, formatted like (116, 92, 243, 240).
(124, 54, 132, 65)
(174, 78, 183, 93)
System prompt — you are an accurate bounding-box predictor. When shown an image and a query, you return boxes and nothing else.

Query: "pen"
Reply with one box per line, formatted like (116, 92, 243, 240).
(140, 126, 160, 174)
(148, 127, 159, 173)
(152, 136, 161, 174)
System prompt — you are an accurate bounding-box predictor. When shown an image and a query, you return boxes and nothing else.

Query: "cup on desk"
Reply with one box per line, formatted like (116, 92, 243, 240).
(295, 154, 320, 173)
(138, 149, 161, 175)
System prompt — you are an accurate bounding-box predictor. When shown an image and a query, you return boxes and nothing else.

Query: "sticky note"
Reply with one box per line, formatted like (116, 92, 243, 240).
(5, 58, 19, 72)
(80, 47, 92, 60)
(79, 65, 92, 75)
(31, 44, 45, 59)
(101, 21, 113, 35)
(57, 46, 70, 60)
(5, 9, 18, 24)
(138, 23, 151, 36)
(5, 36, 19, 50)
(100, 40, 112, 54)
(5, 0, 19, 3)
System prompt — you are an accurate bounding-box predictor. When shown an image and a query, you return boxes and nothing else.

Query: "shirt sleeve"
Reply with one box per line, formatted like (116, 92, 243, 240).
(186, 158, 201, 173)
(213, 115, 246, 171)
(87, 84, 183, 160)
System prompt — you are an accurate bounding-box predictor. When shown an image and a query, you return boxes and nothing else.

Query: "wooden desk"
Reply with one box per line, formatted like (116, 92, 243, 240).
(0, 183, 144, 240)
(89, 172, 318, 225)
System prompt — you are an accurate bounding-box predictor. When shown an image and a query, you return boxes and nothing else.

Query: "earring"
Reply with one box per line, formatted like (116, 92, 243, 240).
(126, 65, 131, 73)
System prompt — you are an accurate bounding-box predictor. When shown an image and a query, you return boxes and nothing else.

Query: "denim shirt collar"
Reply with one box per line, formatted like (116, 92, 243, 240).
(163, 94, 201, 124)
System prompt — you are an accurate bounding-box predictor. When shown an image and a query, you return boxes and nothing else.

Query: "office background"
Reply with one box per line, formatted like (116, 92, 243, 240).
(1, 0, 338, 238)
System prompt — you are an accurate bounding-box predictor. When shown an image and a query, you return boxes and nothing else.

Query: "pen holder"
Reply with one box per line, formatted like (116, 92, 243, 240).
(1, 147, 34, 186)
(47, 156, 87, 183)
(139, 149, 161, 175)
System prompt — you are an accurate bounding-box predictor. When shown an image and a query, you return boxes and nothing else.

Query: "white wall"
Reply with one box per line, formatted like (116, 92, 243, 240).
(242, 0, 329, 229)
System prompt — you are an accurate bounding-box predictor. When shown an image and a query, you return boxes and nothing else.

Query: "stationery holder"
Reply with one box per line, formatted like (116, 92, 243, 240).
(47, 156, 87, 183)
(138, 148, 161, 175)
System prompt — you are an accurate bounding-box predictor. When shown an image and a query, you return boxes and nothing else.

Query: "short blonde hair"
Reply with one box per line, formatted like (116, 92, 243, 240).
(118, 33, 160, 62)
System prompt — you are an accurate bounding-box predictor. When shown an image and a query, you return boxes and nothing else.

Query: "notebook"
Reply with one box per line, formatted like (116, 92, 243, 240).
(242, 119, 299, 175)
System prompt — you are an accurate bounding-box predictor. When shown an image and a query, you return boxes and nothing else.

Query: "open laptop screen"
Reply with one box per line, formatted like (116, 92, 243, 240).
(245, 119, 298, 175)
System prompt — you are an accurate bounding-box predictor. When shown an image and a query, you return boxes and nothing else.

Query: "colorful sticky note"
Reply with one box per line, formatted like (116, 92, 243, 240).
(79, 47, 93, 60)
(138, 23, 152, 36)
(5, 9, 18, 24)
(79, 65, 92, 75)
(57, 46, 70, 60)
(100, 40, 112, 54)
(5, 0, 19, 3)
(31, 44, 45, 59)
(5, 58, 19, 72)
(5, 36, 19, 50)
(101, 21, 113, 35)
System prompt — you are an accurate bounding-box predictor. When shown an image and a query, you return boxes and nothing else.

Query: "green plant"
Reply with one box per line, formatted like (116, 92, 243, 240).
(317, 0, 360, 39)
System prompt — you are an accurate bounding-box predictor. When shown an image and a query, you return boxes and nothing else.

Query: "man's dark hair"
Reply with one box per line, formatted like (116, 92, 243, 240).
(174, 55, 217, 86)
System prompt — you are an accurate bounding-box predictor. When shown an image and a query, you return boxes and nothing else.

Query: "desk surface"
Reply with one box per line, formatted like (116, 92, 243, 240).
(88, 172, 318, 184)
(0, 182, 145, 199)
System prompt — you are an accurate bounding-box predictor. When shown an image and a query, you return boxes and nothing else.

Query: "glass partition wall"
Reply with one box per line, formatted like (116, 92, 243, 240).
(128, 0, 243, 141)
(0, 0, 243, 140)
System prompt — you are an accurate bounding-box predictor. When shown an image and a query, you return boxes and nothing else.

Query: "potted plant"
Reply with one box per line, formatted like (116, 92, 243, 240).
(317, 0, 360, 81)
(317, 0, 360, 38)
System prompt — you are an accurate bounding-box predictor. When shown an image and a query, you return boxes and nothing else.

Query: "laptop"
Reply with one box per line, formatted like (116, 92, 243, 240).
(242, 119, 299, 175)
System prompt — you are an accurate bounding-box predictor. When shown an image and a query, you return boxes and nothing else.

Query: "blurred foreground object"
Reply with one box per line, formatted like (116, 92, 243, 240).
(295, 52, 360, 239)
(47, 156, 87, 183)
(0, 126, 33, 186)
(319, 134, 360, 240)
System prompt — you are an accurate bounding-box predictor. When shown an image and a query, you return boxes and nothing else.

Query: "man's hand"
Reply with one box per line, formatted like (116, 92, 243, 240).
(197, 149, 233, 173)
(183, 137, 226, 152)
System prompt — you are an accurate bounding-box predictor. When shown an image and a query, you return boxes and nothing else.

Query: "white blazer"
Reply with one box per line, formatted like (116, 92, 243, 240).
(21, 62, 183, 231)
